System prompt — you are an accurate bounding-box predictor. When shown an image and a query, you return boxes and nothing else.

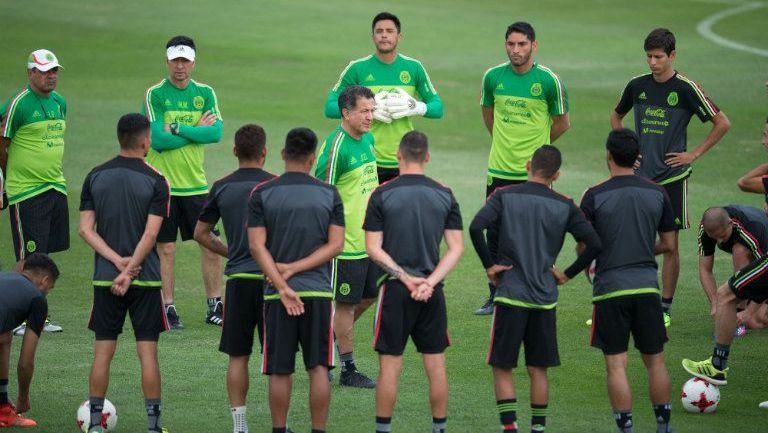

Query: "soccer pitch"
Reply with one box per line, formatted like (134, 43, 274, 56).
(1, 0, 767, 431)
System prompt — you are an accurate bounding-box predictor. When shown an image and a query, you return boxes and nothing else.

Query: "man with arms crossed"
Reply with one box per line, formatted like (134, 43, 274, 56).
(141, 35, 224, 329)
(0, 253, 59, 427)
(475, 21, 571, 315)
(470, 146, 600, 433)
(364, 131, 463, 433)
(1, 49, 68, 334)
(610, 28, 730, 326)
(316, 85, 379, 388)
(581, 129, 676, 433)
(324, 12, 443, 183)
(79, 114, 170, 433)
(249, 127, 344, 433)
(194, 124, 275, 433)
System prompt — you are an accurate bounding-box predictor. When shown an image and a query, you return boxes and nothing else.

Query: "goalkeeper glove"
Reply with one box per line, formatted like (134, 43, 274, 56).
(373, 91, 392, 124)
(385, 88, 427, 119)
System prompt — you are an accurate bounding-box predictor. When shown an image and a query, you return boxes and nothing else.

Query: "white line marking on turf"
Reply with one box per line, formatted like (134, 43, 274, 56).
(696, 2, 768, 57)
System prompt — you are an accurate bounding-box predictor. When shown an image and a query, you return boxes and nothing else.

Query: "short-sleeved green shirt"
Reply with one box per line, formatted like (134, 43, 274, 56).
(0, 86, 67, 204)
(328, 54, 440, 168)
(481, 62, 568, 180)
(141, 79, 221, 196)
(315, 126, 378, 259)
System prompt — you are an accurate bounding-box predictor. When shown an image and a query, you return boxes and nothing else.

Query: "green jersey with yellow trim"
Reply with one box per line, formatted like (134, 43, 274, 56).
(324, 53, 443, 168)
(141, 78, 222, 196)
(315, 126, 378, 259)
(481, 62, 568, 180)
(0, 86, 67, 205)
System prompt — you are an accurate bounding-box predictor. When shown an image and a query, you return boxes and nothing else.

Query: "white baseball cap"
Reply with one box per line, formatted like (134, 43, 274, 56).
(27, 49, 63, 71)
(166, 45, 195, 61)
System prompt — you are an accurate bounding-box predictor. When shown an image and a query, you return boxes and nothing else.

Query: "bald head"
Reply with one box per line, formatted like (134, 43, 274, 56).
(702, 207, 730, 232)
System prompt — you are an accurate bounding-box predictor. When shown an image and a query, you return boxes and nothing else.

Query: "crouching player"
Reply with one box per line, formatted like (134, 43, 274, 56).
(248, 128, 344, 433)
(364, 131, 463, 433)
(79, 114, 170, 433)
(470, 145, 601, 433)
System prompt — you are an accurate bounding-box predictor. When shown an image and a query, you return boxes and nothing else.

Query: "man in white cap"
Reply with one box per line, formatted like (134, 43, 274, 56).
(140, 35, 224, 330)
(0, 49, 67, 335)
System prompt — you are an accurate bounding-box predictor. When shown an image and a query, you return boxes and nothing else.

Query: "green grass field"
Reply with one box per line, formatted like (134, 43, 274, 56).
(1, 0, 768, 432)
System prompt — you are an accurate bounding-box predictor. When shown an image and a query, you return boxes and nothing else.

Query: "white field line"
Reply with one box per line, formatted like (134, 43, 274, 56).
(696, 2, 768, 57)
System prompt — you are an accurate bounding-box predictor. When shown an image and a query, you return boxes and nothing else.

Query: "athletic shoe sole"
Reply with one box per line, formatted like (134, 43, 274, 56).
(681, 361, 728, 386)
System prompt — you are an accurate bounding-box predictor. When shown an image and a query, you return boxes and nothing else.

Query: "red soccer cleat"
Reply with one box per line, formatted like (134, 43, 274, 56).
(0, 403, 37, 428)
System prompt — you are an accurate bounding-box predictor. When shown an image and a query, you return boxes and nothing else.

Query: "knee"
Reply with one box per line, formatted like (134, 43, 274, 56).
(716, 284, 736, 304)
(157, 242, 176, 257)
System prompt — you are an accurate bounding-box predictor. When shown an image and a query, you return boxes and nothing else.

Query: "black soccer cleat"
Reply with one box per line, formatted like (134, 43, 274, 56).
(340, 370, 376, 389)
(165, 305, 184, 330)
(206, 301, 224, 326)
(474, 298, 494, 316)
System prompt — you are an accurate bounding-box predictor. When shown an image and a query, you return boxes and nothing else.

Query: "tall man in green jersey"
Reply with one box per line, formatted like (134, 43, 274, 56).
(141, 35, 224, 330)
(1, 49, 68, 334)
(316, 86, 379, 388)
(476, 22, 570, 315)
(610, 28, 730, 327)
(324, 12, 444, 183)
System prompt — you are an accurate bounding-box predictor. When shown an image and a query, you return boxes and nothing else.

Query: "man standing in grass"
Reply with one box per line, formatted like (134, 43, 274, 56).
(193, 124, 275, 433)
(364, 131, 463, 433)
(249, 127, 343, 433)
(581, 129, 676, 433)
(610, 28, 730, 327)
(470, 146, 600, 433)
(79, 113, 170, 433)
(316, 86, 379, 388)
(141, 35, 224, 329)
(475, 21, 571, 316)
(1, 49, 68, 334)
(324, 11, 443, 183)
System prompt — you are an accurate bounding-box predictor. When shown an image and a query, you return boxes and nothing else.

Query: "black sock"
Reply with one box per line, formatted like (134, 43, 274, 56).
(531, 403, 548, 432)
(89, 396, 105, 429)
(712, 343, 730, 370)
(488, 282, 496, 299)
(613, 410, 633, 433)
(272, 428, 287, 433)
(340, 351, 356, 373)
(146, 398, 162, 432)
(653, 403, 671, 433)
(661, 297, 673, 314)
(432, 416, 447, 433)
(375, 416, 392, 433)
(207, 297, 221, 313)
(498, 399, 518, 433)
(0, 379, 8, 404)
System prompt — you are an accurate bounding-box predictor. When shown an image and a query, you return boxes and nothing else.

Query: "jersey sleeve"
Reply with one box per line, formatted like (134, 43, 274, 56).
(324, 61, 359, 118)
(79, 171, 95, 211)
(614, 81, 634, 115)
(680, 78, 719, 122)
(658, 189, 677, 233)
(142, 86, 164, 123)
(444, 191, 463, 230)
(564, 201, 602, 279)
(566, 201, 597, 242)
(738, 220, 766, 258)
(362, 189, 384, 231)
(314, 134, 346, 185)
(545, 72, 568, 116)
(142, 86, 191, 151)
(579, 188, 596, 224)
(26, 296, 48, 337)
(331, 187, 345, 227)
(150, 175, 171, 217)
(176, 86, 224, 144)
(247, 188, 266, 228)
(0, 95, 24, 139)
(414, 62, 444, 119)
(480, 68, 495, 107)
(198, 184, 221, 224)
(697, 223, 716, 256)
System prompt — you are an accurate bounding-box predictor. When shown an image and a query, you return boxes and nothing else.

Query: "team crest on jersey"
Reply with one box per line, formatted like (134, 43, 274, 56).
(399, 71, 411, 84)
(339, 283, 351, 296)
(667, 91, 679, 106)
(530, 83, 542, 96)
(26, 240, 37, 253)
(193, 96, 205, 109)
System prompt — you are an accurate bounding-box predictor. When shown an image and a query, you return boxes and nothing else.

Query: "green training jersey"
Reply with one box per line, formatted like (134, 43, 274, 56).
(315, 126, 378, 259)
(325, 53, 443, 168)
(141, 79, 222, 196)
(0, 86, 67, 205)
(481, 62, 568, 180)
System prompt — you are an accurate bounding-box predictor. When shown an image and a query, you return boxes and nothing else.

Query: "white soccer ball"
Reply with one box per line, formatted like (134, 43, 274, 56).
(584, 259, 596, 284)
(681, 377, 720, 413)
(76, 399, 118, 432)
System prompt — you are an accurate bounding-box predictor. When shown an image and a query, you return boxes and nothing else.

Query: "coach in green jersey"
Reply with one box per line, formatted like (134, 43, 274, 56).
(316, 86, 379, 388)
(324, 12, 444, 183)
(141, 35, 224, 330)
(475, 22, 570, 316)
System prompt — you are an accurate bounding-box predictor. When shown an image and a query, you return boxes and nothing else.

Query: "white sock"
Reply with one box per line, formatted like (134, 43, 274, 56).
(232, 406, 247, 433)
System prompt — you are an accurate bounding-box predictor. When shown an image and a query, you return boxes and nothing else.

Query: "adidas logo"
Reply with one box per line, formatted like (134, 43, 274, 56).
(365, 74, 375, 81)
(32, 110, 41, 118)
(496, 83, 504, 90)
(639, 92, 647, 100)
(350, 156, 358, 165)
(165, 99, 172, 106)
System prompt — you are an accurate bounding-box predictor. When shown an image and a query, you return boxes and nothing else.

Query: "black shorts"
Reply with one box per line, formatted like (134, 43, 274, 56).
(590, 294, 667, 355)
(157, 194, 219, 243)
(486, 176, 524, 198)
(487, 304, 559, 369)
(661, 178, 689, 230)
(219, 277, 265, 357)
(9, 189, 70, 261)
(332, 258, 383, 304)
(261, 299, 334, 375)
(373, 280, 450, 355)
(728, 256, 768, 303)
(88, 287, 168, 341)
(377, 167, 399, 184)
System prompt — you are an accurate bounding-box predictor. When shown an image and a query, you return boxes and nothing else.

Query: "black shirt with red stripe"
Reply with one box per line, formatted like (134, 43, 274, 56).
(697, 205, 768, 258)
